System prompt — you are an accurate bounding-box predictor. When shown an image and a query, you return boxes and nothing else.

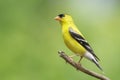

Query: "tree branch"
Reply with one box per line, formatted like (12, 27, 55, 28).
(58, 51, 110, 80)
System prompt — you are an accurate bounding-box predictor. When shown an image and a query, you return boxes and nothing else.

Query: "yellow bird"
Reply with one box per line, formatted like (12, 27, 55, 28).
(55, 14, 102, 71)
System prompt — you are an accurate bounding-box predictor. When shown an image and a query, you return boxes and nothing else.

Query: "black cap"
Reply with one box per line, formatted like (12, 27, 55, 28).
(58, 14, 65, 18)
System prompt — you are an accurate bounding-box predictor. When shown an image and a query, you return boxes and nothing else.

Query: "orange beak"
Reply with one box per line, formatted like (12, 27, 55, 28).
(54, 16, 61, 21)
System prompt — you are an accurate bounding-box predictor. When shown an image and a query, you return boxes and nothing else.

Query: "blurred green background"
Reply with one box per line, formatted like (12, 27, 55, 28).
(0, 0, 120, 80)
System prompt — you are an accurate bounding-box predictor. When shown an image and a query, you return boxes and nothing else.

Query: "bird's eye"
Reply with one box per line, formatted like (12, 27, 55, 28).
(58, 14, 65, 18)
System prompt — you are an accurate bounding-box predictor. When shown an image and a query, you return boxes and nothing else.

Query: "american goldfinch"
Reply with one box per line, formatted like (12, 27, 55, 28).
(55, 14, 103, 71)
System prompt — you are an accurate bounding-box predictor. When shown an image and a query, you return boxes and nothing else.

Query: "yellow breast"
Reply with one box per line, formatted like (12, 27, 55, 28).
(62, 26, 86, 56)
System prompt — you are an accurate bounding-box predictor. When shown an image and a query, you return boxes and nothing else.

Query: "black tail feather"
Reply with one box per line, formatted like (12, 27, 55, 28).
(92, 59, 103, 71)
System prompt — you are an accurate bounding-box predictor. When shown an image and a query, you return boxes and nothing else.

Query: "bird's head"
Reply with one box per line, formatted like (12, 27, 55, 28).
(55, 14, 73, 24)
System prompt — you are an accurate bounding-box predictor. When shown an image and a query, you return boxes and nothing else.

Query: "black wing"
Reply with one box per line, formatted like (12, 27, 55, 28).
(69, 27, 100, 61)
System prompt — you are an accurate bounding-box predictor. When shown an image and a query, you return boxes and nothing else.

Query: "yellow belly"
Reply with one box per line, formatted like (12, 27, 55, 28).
(63, 31, 86, 56)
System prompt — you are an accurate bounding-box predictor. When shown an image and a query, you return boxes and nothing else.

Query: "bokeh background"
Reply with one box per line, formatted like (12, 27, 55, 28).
(0, 0, 120, 80)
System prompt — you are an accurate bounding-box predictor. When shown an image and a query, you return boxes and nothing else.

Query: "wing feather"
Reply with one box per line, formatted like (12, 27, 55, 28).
(69, 27, 100, 61)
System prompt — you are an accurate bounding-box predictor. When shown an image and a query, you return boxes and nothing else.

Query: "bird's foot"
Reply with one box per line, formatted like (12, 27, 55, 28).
(69, 55, 76, 58)
(68, 55, 76, 61)
(76, 63, 81, 70)
(77, 62, 81, 65)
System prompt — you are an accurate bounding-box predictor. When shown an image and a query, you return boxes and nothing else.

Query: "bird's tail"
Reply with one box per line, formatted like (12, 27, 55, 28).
(84, 52, 103, 71)
(91, 59, 103, 71)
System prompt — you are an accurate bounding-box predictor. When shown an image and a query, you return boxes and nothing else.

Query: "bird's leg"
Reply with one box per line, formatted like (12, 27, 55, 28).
(78, 56, 83, 63)
(69, 54, 76, 61)
(75, 56, 83, 70)
(69, 54, 76, 58)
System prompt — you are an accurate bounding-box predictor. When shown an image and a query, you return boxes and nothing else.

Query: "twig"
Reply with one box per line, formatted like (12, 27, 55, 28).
(58, 51, 110, 80)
